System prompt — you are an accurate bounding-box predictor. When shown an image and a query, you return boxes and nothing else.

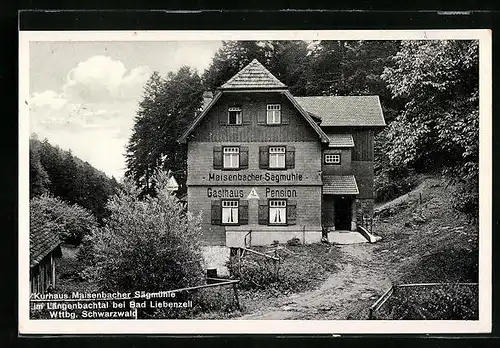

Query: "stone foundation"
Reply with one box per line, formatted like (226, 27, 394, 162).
(226, 225, 323, 247)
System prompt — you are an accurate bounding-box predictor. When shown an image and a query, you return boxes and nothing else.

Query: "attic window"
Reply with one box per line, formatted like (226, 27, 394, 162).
(228, 106, 242, 125)
(266, 104, 281, 124)
(325, 154, 341, 164)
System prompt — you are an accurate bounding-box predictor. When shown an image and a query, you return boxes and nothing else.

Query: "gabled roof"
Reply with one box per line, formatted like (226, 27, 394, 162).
(323, 175, 359, 195)
(220, 59, 287, 90)
(295, 96, 386, 127)
(30, 224, 62, 268)
(326, 133, 355, 147)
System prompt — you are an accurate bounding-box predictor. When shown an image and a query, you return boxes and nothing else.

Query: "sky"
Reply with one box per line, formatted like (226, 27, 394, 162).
(29, 41, 223, 179)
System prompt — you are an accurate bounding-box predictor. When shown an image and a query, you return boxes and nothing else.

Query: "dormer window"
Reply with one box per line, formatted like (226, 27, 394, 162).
(266, 104, 281, 124)
(228, 106, 242, 125)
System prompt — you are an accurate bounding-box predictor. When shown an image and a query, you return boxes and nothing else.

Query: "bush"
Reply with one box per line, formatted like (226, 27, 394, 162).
(375, 169, 418, 203)
(388, 285, 478, 320)
(83, 171, 205, 293)
(30, 194, 97, 245)
(227, 247, 326, 293)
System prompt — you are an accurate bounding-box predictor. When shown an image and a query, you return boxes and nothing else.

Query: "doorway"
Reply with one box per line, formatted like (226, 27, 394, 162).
(334, 196, 352, 231)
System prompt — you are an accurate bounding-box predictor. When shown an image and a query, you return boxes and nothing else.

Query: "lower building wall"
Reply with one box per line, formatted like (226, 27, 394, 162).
(226, 226, 323, 247)
(188, 185, 322, 246)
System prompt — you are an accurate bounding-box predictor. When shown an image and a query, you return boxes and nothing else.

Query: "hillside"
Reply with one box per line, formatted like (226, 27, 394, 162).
(30, 136, 121, 221)
(237, 175, 479, 319)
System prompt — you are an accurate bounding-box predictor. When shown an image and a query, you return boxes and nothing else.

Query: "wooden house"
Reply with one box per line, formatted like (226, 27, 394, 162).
(179, 59, 385, 266)
(30, 224, 62, 293)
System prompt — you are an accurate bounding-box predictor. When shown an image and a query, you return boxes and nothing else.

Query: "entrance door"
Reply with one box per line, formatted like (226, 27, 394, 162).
(334, 196, 352, 231)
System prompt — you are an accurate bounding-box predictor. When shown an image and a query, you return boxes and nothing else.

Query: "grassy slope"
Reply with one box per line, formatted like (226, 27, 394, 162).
(373, 175, 479, 284)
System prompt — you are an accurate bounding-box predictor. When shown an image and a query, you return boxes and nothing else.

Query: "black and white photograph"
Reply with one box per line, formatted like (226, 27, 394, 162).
(19, 30, 491, 334)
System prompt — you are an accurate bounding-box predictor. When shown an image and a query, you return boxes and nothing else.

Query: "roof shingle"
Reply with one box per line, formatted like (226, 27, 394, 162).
(323, 175, 359, 195)
(220, 59, 287, 90)
(295, 96, 386, 127)
(326, 133, 355, 147)
(30, 223, 62, 268)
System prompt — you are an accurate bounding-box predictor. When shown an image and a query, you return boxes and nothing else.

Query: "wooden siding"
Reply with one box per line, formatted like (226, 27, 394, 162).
(188, 185, 322, 246)
(321, 148, 352, 176)
(351, 161, 374, 199)
(190, 93, 319, 143)
(352, 130, 374, 161)
(187, 141, 322, 186)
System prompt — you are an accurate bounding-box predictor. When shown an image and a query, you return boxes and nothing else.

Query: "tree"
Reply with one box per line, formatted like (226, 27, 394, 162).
(81, 171, 205, 293)
(29, 135, 50, 198)
(31, 137, 121, 222)
(126, 67, 204, 196)
(30, 194, 97, 245)
(381, 40, 479, 218)
(307, 40, 403, 121)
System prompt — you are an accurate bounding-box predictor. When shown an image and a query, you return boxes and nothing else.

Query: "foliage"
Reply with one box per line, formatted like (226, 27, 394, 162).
(125, 67, 204, 196)
(381, 40, 479, 218)
(82, 171, 205, 293)
(388, 285, 478, 320)
(227, 244, 337, 294)
(306, 40, 403, 120)
(30, 194, 97, 245)
(30, 135, 121, 222)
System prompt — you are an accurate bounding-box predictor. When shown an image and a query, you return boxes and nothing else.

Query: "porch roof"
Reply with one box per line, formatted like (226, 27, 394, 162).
(326, 133, 355, 147)
(323, 175, 359, 195)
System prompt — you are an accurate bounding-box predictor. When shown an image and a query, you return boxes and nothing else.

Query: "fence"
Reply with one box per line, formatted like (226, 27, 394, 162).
(369, 282, 479, 320)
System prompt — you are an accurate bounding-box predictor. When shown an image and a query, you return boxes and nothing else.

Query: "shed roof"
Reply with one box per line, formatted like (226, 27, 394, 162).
(30, 224, 62, 268)
(326, 133, 355, 147)
(323, 175, 359, 195)
(220, 59, 287, 90)
(295, 95, 386, 127)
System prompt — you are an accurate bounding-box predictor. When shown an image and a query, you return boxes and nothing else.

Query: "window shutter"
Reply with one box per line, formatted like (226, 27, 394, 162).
(281, 109, 289, 125)
(285, 145, 295, 169)
(242, 105, 251, 125)
(211, 200, 222, 225)
(287, 200, 297, 225)
(213, 145, 222, 169)
(239, 199, 249, 225)
(257, 107, 266, 125)
(240, 146, 249, 169)
(259, 146, 269, 169)
(258, 199, 268, 225)
(218, 107, 228, 125)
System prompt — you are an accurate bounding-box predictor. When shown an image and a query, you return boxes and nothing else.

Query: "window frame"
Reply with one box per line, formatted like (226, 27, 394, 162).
(266, 104, 282, 125)
(223, 146, 240, 170)
(268, 146, 286, 170)
(324, 153, 341, 165)
(227, 106, 242, 126)
(268, 199, 287, 226)
(221, 199, 239, 225)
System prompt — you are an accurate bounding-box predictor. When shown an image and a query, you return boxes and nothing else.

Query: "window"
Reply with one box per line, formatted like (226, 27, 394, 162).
(325, 153, 341, 164)
(228, 106, 242, 125)
(223, 147, 240, 169)
(269, 200, 287, 225)
(222, 200, 239, 224)
(269, 146, 286, 169)
(266, 104, 281, 124)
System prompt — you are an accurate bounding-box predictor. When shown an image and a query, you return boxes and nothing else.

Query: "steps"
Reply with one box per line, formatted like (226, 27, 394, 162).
(329, 231, 369, 245)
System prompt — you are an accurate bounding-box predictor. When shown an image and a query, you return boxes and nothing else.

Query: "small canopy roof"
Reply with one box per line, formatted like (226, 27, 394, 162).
(323, 175, 359, 195)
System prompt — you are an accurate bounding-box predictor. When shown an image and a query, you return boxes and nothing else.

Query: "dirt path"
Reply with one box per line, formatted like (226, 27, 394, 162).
(237, 243, 393, 320)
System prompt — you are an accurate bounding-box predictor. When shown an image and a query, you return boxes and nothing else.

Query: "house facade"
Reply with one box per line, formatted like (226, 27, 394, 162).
(30, 225, 62, 293)
(179, 59, 385, 267)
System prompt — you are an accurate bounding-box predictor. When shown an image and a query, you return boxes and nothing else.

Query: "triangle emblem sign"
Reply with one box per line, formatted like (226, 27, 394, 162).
(247, 187, 260, 200)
